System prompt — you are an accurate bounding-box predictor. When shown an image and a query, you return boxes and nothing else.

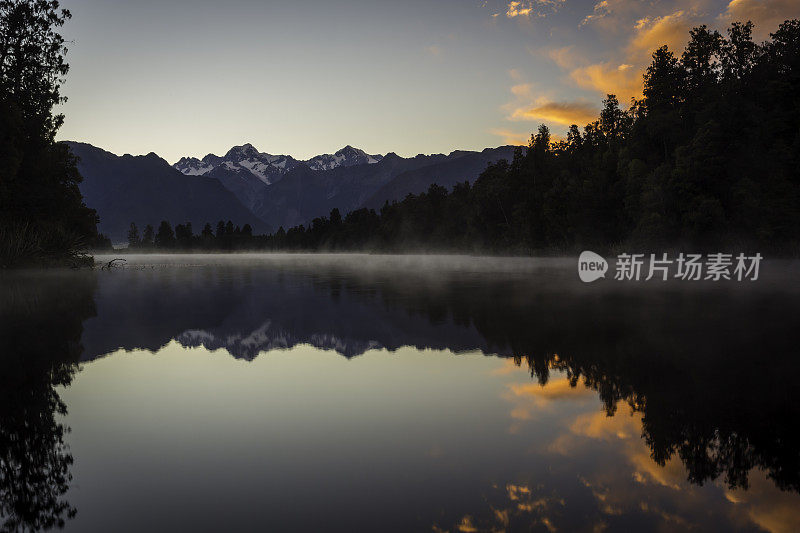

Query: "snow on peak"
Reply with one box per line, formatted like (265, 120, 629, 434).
(173, 144, 384, 181)
(174, 156, 214, 176)
(174, 143, 300, 185)
(305, 146, 384, 171)
(224, 143, 261, 161)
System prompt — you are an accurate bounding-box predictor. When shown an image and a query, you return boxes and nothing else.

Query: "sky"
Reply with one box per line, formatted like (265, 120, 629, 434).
(55, 0, 800, 163)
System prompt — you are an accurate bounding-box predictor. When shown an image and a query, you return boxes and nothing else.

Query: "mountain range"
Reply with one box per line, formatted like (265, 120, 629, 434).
(66, 142, 267, 242)
(173, 144, 384, 213)
(65, 141, 517, 243)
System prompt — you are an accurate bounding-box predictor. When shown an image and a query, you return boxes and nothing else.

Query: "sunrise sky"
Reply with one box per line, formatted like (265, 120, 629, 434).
(55, 0, 799, 162)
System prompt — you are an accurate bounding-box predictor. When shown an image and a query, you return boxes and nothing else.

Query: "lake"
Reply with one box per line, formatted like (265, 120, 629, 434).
(1, 253, 799, 532)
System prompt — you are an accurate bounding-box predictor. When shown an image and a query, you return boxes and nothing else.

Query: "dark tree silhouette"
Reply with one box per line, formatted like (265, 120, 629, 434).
(106, 20, 800, 256)
(0, 0, 98, 266)
(174, 222, 193, 249)
(154, 220, 175, 248)
(127, 222, 140, 248)
(257, 19, 800, 254)
(0, 271, 97, 530)
(141, 224, 154, 248)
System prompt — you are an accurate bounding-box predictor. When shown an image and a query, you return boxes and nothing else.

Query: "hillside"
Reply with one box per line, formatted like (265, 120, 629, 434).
(65, 142, 268, 242)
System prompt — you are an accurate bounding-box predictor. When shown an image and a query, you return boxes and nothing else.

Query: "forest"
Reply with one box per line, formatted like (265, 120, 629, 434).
(2, 0, 799, 265)
(128, 20, 800, 255)
(0, 1, 106, 267)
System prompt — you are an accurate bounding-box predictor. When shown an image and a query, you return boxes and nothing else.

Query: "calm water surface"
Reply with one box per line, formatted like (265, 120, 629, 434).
(2, 253, 799, 532)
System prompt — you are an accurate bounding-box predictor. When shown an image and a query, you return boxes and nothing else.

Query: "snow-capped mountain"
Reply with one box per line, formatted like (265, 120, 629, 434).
(174, 143, 382, 181)
(167, 142, 513, 232)
(174, 143, 298, 186)
(305, 145, 383, 171)
(172, 143, 305, 211)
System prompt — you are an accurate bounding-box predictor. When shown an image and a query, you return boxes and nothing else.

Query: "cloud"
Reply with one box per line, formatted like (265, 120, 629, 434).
(720, 0, 800, 38)
(580, 0, 656, 29)
(490, 128, 530, 145)
(543, 9, 699, 102)
(543, 399, 800, 532)
(503, 377, 595, 429)
(495, 0, 800, 144)
(490, 358, 531, 375)
(503, 0, 565, 19)
(500, 71, 601, 129)
(569, 409, 639, 441)
(568, 61, 644, 100)
(724, 470, 800, 533)
(507, 1, 535, 18)
(552, 409, 689, 490)
(546, 46, 579, 69)
(565, 3, 710, 100)
(629, 10, 696, 59)
(510, 100, 599, 126)
(530, 0, 797, 108)
(499, 375, 596, 433)
(445, 485, 565, 533)
(581, 0, 612, 26)
(510, 378, 595, 402)
(456, 515, 479, 532)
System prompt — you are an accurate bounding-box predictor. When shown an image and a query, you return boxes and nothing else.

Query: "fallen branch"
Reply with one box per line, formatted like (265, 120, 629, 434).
(100, 258, 127, 270)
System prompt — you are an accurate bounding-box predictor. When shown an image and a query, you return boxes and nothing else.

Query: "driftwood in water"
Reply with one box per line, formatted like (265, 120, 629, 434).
(100, 258, 127, 270)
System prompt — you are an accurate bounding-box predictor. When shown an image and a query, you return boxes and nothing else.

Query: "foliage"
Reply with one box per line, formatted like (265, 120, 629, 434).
(0, 270, 97, 530)
(129, 20, 799, 255)
(0, 220, 95, 267)
(0, 1, 98, 267)
(257, 20, 798, 255)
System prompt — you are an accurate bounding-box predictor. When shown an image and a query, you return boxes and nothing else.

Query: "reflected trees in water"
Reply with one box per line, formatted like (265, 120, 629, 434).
(0, 273, 97, 531)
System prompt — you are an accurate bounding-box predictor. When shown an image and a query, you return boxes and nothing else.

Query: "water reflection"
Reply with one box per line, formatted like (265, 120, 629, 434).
(1, 254, 799, 532)
(0, 272, 96, 531)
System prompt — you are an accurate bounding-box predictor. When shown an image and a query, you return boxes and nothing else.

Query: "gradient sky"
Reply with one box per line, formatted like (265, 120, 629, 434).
(55, 0, 800, 163)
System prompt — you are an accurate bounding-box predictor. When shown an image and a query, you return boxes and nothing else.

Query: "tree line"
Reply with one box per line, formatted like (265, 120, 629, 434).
(129, 20, 800, 255)
(284, 19, 799, 254)
(1, 1, 107, 267)
(4, 0, 799, 263)
(126, 220, 255, 250)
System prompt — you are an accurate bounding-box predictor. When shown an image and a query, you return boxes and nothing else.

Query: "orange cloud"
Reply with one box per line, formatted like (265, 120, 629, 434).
(550, 4, 714, 101)
(721, 0, 800, 38)
(510, 100, 599, 126)
(724, 470, 800, 533)
(489, 128, 530, 146)
(630, 11, 695, 59)
(507, 1, 534, 17)
(569, 61, 643, 101)
(510, 378, 595, 402)
(569, 409, 640, 441)
(557, 409, 688, 490)
(456, 515, 479, 532)
(504, 0, 565, 18)
(580, 0, 660, 29)
(582, 0, 611, 26)
(501, 376, 595, 433)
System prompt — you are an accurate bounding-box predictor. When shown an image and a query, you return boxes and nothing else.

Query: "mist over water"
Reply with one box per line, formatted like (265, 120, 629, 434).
(2, 253, 799, 532)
